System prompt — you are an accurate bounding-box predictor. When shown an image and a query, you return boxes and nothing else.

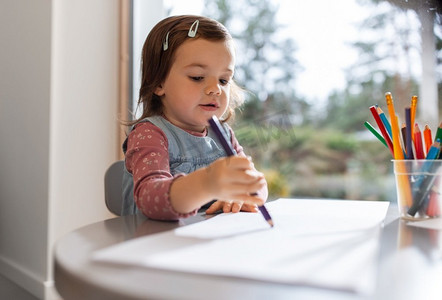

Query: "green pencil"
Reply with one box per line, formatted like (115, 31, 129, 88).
(435, 122, 442, 158)
(435, 122, 442, 142)
(364, 121, 388, 148)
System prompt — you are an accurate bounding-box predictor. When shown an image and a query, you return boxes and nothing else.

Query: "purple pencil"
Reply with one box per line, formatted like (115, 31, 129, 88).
(405, 107, 414, 159)
(208, 115, 274, 227)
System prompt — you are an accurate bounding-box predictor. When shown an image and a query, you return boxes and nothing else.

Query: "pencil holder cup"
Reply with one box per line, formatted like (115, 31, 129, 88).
(393, 160, 442, 220)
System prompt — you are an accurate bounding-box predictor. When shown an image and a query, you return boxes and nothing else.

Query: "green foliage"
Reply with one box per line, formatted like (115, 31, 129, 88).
(235, 123, 357, 172)
(233, 117, 396, 200)
(324, 132, 358, 152)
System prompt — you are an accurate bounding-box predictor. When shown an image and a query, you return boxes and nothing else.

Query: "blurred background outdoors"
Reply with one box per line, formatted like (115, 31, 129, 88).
(136, 0, 442, 202)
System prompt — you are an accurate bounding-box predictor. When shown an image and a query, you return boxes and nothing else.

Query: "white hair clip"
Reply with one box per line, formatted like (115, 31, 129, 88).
(188, 20, 199, 37)
(163, 31, 170, 51)
(163, 19, 199, 51)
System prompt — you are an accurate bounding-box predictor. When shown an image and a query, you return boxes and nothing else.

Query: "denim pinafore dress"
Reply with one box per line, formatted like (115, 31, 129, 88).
(121, 116, 235, 215)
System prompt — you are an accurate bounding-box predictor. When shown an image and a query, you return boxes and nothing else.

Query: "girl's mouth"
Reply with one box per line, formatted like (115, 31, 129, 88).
(199, 103, 219, 111)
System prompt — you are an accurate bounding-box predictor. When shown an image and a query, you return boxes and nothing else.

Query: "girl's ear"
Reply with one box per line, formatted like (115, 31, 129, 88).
(154, 85, 165, 96)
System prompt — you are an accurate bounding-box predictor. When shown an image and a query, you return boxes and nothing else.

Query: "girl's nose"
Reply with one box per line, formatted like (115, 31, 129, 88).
(205, 79, 221, 95)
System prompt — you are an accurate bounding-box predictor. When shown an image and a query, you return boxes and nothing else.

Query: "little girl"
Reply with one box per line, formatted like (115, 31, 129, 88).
(122, 15, 268, 220)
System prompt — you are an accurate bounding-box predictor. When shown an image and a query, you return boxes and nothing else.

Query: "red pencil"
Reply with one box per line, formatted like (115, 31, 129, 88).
(426, 187, 440, 217)
(369, 106, 394, 156)
(423, 124, 433, 155)
(413, 123, 425, 159)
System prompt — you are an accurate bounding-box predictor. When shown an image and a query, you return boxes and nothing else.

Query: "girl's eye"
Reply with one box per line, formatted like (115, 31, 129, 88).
(190, 76, 203, 82)
(219, 79, 229, 85)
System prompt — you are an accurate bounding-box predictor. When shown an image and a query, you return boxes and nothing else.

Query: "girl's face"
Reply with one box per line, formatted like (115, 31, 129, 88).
(155, 38, 235, 132)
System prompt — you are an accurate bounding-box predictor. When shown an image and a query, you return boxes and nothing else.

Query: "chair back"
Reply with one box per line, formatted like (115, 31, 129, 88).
(104, 160, 125, 216)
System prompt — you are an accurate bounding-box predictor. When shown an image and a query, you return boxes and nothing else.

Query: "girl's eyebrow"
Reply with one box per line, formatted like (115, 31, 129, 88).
(184, 63, 233, 74)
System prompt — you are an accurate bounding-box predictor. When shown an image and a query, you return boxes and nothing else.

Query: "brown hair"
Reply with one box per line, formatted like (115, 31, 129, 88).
(129, 15, 244, 126)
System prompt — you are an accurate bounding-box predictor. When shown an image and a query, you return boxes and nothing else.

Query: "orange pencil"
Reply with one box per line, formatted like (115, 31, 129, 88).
(423, 124, 432, 155)
(410, 95, 418, 140)
(413, 124, 425, 159)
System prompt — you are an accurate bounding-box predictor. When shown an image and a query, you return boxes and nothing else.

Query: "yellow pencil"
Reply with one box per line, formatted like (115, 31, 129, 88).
(385, 92, 396, 126)
(392, 115, 404, 160)
(410, 95, 418, 140)
(386, 92, 406, 157)
(392, 114, 412, 208)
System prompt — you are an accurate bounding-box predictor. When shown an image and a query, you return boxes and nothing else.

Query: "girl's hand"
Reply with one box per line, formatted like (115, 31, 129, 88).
(205, 200, 258, 214)
(204, 156, 266, 206)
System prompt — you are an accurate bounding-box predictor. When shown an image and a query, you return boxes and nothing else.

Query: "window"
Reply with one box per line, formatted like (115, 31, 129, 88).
(124, 0, 442, 201)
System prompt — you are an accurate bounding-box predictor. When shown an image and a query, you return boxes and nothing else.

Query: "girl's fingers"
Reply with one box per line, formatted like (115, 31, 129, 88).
(223, 201, 233, 213)
(205, 201, 224, 214)
(231, 202, 242, 213)
(240, 203, 258, 213)
(205, 199, 261, 214)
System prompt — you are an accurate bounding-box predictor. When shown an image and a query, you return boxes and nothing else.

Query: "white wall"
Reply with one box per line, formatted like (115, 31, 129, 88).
(47, 0, 121, 296)
(0, 0, 119, 298)
(0, 0, 52, 297)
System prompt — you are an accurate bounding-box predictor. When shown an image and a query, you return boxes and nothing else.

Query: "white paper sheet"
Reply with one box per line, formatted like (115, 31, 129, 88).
(93, 199, 389, 294)
(175, 198, 389, 238)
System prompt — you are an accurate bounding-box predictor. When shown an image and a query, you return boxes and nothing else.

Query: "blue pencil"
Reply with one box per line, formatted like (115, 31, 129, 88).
(407, 139, 441, 216)
(208, 115, 274, 227)
(412, 139, 441, 189)
(376, 106, 392, 139)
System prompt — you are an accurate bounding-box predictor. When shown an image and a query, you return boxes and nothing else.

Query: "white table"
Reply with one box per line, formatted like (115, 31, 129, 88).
(54, 203, 442, 300)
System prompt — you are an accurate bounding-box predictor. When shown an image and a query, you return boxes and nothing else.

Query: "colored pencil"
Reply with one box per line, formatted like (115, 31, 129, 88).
(407, 140, 441, 216)
(369, 106, 394, 156)
(385, 92, 396, 128)
(208, 115, 274, 227)
(435, 122, 442, 158)
(423, 125, 433, 155)
(435, 122, 442, 142)
(376, 106, 392, 138)
(401, 123, 407, 149)
(410, 95, 418, 140)
(412, 139, 441, 189)
(366, 92, 442, 218)
(391, 115, 404, 160)
(385, 92, 406, 158)
(413, 124, 425, 159)
(426, 187, 440, 217)
(405, 107, 414, 159)
(364, 121, 387, 147)
(392, 114, 412, 208)
(426, 186, 440, 217)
